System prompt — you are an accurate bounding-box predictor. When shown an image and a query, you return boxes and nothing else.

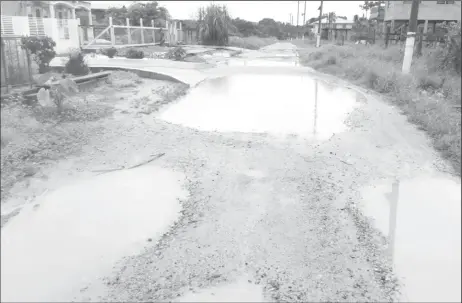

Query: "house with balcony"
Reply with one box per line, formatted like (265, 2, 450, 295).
(0, 1, 94, 54)
(384, 0, 461, 33)
(309, 18, 355, 40)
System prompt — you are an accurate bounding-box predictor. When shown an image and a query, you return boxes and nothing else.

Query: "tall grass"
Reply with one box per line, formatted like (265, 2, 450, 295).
(295, 41, 461, 174)
(197, 4, 233, 46)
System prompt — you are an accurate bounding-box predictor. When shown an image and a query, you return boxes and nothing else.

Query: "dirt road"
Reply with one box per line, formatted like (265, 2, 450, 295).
(1, 43, 460, 302)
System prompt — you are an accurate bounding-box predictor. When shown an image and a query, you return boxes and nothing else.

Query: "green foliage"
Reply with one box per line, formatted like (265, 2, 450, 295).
(125, 48, 144, 59)
(440, 21, 461, 74)
(105, 1, 169, 27)
(166, 47, 187, 61)
(102, 47, 117, 58)
(231, 18, 261, 37)
(20, 36, 56, 74)
(65, 50, 90, 76)
(197, 4, 232, 46)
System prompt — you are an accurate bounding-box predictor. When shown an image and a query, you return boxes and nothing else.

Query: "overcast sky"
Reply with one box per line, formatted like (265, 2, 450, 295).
(91, 1, 365, 23)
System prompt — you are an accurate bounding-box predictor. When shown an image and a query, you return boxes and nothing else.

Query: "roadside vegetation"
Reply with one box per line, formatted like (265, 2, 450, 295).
(195, 3, 300, 49)
(294, 21, 461, 175)
(1, 71, 158, 201)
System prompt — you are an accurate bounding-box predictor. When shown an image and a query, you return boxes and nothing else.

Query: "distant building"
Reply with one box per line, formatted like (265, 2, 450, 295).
(370, 6, 385, 21)
(308, 18, 355, 40)
(384, 0, 461, 33)
(179, 20, 198, 45)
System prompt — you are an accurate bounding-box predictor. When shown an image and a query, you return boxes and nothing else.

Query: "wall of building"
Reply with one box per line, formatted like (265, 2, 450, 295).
(384, 1, 461, 21)
(1, 2, 26, 16)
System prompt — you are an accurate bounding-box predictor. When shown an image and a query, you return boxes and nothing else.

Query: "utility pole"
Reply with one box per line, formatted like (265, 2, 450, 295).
(297, 1, 300, 27)
(402, 0, 420, 73)
(316, 0, 323, 47)
(302, 1, 306, 40)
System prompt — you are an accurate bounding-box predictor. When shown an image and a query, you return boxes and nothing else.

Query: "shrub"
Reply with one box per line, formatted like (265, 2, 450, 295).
(166, 47, 187, 61)
(65, 49, 90, 76)
(102, 47, 117, 58)
(125, 48, 144, 59)
(20, 36, 57, 74)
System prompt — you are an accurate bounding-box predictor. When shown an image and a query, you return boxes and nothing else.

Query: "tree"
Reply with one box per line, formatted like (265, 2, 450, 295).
(105, 1, 169, 27)
(359, 1, 384, 19)
(231, 18, 261, 37)
(258, 18, 283, 39)
(197, 4, 232, 46)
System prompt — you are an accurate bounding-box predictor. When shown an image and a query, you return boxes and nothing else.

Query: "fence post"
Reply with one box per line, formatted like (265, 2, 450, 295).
(152, 20, 156, 44)
(373, 29, 376, 44)
(385, 25, 389, 48)
(126, 18, 131, 45)
(415, 27, 423, 57)
(109, 17, 115, 46)
(26, 50, 33, 88)
(1, 38, 11, 93)
(140, 18, 144, 44)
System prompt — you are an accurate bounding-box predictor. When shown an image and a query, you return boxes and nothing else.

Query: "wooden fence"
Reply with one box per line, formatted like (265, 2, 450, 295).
(81, 17, 171, 50)
(1, 37, 34, 94)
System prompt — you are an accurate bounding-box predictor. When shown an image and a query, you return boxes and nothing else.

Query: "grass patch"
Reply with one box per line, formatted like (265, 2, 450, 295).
(295, 41, 461, 175)
(228, 36, 278, 50)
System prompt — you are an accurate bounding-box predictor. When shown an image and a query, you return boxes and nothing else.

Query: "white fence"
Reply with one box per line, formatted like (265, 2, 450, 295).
(1, 15, 80, 54)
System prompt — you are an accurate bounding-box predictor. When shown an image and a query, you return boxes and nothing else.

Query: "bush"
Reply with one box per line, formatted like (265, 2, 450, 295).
(102, 47, 117, 58)
(20, 36, 56, 74)
(166, 47, 187, 61)
(65, 49, 90, 76)
(125, 48, 144, 59)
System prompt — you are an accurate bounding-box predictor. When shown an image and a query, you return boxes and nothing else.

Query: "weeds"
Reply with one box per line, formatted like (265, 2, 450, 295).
(65, 49, 90, 76)
(125, 48, 145, 59)
(166, 47, 187, 61)
(102, 47, 118, 58)
(296, 42, 461, 174)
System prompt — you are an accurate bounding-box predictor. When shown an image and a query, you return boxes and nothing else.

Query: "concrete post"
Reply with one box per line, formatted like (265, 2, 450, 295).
(152, 20, 155, 43)
(109, 17, 115, 46)
(402, 0, 420, 73)
(140, 18, 144, 44)
(126, 18, 131, 44)
(87, 9, 94, 40)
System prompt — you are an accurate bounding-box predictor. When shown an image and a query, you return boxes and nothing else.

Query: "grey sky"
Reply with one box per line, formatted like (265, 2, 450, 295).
(91, 1, 366, 23)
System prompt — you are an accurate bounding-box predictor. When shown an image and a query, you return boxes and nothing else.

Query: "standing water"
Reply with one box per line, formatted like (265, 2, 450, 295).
(360, 175, 461, 302)
(159, 74, 360, 140)
(1, 165, 187, 302)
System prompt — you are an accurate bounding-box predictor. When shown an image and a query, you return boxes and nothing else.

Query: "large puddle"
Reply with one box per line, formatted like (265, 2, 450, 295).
(360, 175, 461, 302)
(1, 165, 187, 302)
(159, 74, 359, 139)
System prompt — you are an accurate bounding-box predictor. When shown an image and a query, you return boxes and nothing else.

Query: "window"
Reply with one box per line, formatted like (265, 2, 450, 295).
(437, 0, 455, 3)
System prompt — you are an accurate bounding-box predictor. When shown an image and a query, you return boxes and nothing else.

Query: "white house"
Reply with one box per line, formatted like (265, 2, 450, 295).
(1, 1, 93, 54)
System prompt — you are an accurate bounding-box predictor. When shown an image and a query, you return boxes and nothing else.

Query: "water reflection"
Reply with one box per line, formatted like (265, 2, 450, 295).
(159, 74, 358, 139)
(360, 176, 461, 302)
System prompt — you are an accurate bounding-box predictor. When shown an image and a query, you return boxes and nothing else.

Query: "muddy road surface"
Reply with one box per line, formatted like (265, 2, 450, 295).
(1, 43, 460, 302)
